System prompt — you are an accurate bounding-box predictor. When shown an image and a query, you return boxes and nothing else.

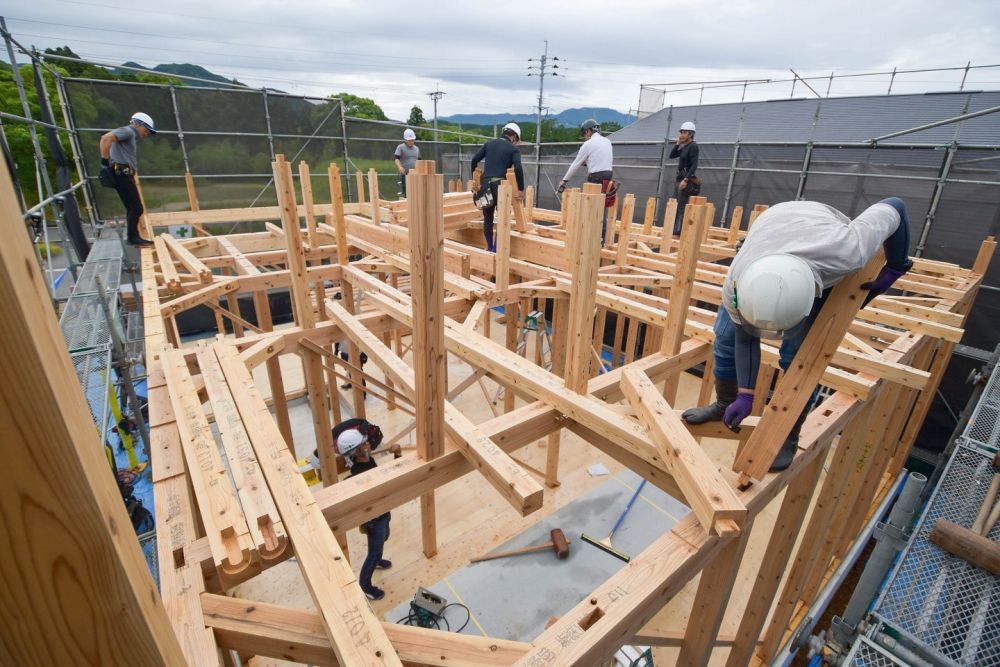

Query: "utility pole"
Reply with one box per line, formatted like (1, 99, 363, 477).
(528, 40, 560, 191)
(427, 85, 445, 142)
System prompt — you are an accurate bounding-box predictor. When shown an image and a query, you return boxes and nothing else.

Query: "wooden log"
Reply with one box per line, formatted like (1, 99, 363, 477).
(930, 519, 1000, 575)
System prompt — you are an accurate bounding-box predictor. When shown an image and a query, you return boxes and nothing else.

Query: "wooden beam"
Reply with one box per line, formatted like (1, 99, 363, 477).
(213, 344, 401, 666)
(621, 367, 747, 536)
(162, 234, 213, 283)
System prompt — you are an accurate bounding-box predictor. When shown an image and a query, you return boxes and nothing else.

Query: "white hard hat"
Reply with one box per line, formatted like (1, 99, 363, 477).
(502, 122, 521, 139)
(403, 128, 416, 140)
(130, 112, 156, 134)
(680, 121, 696, 133)
(336, 429, 367, 458)
(733, 253, 816, 340)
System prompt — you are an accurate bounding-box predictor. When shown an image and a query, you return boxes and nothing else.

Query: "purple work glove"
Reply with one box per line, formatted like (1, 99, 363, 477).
(723, 392, 754, 430)
(861, 264, 907, 306)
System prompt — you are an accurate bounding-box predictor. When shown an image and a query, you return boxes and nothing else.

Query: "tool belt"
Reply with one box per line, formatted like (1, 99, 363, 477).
(113, 164, 135, 176)
(586, 171, 617, 207)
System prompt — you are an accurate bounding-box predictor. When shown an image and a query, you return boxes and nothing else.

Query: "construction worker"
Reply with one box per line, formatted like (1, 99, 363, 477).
(558, 118, 616, 242)
(335, 423, 401, 601)
(682, 198, 913, 471)
(670, 121, 699, 235)
(394, 128, 420, 198)
(470, 122, 524, 252)
(99, 112, 156, 246)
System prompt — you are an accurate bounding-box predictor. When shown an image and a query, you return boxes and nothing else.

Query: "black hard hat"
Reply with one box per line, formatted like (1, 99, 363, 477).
(580, 118, 600, 135)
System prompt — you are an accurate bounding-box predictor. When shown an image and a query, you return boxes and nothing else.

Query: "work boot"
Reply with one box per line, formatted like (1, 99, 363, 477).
(682, 378, 738, 424)
(769, 400, 813, 472)
(128, 237, 153, 247)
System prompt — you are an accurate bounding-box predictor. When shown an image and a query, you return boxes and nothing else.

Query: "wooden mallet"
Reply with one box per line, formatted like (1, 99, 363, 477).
(470, 529, 570, 563)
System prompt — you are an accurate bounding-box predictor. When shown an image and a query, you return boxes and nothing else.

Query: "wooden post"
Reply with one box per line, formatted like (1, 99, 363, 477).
(524, 184, 534, 223)
(615, 193, 635, 267)
(546, 296, 569, 487)
(642, 196, 657, 235)
(659, 198, 678, 253)
(253, 291, 294, 450)
(495, 182, 513, 291)
(725, 449, 827, 667)
(299, 161, 327, 314)
(0, 165, 189, 666)
(563, 189, 604, 393)
(328, 164, 367, 419)
(354, 168, 365, 204)
(368, 167, 380, 223)
(183, 171, 208, 237)
(727, 205, 743, 247)
(660, 204, 707, 402)
(407, 160, 446, 557)
(273, 156, 334, 483)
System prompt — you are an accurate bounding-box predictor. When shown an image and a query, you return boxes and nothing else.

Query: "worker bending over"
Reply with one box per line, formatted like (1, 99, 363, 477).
(682, 198, 912, 471)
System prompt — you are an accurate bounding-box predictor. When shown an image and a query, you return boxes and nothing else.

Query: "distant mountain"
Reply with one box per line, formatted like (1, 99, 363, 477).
(439, 107, 634, 128)
(116, 61, 244, 87)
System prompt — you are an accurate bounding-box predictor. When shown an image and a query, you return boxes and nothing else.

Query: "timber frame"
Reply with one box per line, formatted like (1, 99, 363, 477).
(2, 154, 993, 666)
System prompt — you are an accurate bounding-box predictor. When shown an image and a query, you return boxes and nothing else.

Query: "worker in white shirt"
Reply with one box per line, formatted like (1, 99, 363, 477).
(558, 119, 616, 242)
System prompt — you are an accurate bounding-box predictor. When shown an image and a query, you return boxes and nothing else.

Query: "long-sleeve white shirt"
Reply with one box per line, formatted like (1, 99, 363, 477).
(562, 132, 613, 181)
(721, 201, 901, 321)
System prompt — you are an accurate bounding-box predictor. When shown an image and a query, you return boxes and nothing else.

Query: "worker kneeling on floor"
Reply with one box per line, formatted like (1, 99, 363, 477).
(336, 422, 401, 601)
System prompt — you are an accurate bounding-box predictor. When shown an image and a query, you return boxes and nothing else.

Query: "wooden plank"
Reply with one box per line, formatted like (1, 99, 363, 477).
(202, 593, 530, 667)
(0, 162, 191, 665)
(621, 367, 747, 536)
(197, 349, 291, 567)
(161, 348, 257, 583)
(213, 344, 401, 666)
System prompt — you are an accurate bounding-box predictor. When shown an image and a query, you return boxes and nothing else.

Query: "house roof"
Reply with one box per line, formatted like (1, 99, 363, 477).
(610, 90, 1000, 145)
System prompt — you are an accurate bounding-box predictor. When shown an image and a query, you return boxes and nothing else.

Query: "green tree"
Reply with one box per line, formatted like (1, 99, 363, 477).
(407, 105, 426, 126)
(334, 92, 387, 120)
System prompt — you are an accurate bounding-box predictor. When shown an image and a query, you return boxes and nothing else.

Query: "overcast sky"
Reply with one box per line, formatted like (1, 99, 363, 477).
(4, 0, 999, 121)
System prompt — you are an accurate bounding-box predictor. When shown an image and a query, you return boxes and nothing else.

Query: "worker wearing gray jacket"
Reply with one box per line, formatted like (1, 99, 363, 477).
(682, 198, 912, 471)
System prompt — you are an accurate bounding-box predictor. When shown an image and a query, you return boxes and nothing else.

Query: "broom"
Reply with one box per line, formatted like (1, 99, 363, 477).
(581, 479, 646, 563)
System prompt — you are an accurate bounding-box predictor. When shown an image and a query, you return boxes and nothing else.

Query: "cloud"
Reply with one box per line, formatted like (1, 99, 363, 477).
(7, 0, 999, 118)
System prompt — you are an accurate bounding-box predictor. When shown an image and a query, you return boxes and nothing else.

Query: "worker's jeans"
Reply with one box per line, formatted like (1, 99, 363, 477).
(360, 513, 391, 593)
(711, 307, 810, 381)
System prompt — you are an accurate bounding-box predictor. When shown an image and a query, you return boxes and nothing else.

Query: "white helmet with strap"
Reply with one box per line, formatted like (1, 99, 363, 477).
(680, 121, 696, 133)
(130, 112, 157, 134)
(502, 122, 521, 140)
(336, 428, 367, 463)
(733, 253, 816, 339)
